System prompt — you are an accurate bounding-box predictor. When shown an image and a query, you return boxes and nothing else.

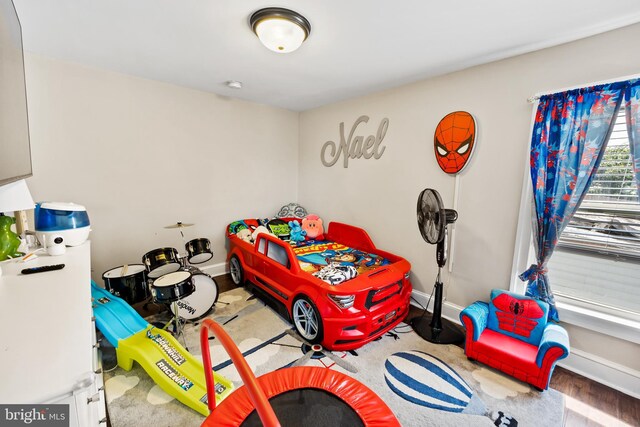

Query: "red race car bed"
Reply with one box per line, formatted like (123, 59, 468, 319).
(225, 216, 413, 351)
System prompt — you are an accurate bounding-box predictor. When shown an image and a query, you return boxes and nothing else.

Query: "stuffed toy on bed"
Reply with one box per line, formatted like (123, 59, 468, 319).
(236, 228, 254, 244)
(302, 214, 324, 241)
(251, 225, 274, 242)
(288, 220, 307, 244)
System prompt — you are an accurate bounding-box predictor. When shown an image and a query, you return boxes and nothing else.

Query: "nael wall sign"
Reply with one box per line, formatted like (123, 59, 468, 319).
(434, 111, 477, 174)
(321, 115, 388, 168)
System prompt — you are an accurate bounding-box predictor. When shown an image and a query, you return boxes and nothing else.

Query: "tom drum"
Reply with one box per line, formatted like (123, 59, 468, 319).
(150, 270, 195, 303)
(142, 247, 181, 278)
(102, 264, 149, 304)
(185, 238, 213, 264)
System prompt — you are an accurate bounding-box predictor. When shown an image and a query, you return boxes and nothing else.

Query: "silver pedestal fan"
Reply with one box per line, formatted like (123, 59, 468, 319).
(411, 188, 464, 344)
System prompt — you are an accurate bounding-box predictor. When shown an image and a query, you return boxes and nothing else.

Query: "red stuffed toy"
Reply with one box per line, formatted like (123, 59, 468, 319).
(301, 214, 324, 241)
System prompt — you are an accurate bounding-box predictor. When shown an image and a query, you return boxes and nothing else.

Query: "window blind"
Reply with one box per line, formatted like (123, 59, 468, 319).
(558, 106, 640, 261)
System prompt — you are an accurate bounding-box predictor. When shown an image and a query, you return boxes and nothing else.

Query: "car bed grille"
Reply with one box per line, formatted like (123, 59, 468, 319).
(365, 281, 402, 309)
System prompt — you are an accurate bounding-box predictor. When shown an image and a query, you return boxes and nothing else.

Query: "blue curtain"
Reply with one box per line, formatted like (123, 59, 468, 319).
(625, 80, 640, 198)
(520, 83, 624, 322)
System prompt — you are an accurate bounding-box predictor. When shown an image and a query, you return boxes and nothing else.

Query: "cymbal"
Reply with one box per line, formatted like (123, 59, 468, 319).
(164, 222, 195, 229)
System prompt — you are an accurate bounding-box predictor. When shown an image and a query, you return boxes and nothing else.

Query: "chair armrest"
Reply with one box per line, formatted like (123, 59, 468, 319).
(460, 301, 489, 342)
(536, 324, 570, 367)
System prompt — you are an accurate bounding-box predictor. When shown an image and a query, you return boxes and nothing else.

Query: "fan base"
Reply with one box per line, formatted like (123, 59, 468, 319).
(411, 314, 465, 345)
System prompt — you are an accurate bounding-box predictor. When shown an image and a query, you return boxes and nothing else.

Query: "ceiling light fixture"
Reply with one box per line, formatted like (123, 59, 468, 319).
(249, 7, 311, 54)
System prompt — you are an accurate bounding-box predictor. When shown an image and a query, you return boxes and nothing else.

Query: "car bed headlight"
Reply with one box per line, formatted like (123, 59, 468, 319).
(328, 294, 355, 309)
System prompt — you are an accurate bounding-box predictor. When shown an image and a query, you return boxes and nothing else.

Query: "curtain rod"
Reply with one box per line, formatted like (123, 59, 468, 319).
(526, 72, 640, 104)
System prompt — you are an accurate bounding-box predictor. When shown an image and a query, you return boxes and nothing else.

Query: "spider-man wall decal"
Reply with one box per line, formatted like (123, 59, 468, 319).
(434, 111, 477, 174)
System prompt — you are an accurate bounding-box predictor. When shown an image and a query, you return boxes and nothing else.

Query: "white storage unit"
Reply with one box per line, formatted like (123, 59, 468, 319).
(0, 242, 106, 426)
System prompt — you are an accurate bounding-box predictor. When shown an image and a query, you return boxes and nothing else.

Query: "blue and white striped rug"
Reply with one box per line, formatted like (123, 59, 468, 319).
(384, 350, 476, 413)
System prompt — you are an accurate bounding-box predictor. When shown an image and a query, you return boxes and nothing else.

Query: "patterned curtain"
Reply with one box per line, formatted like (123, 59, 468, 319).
(625, 80, 640, 198)
(520, 83, 624, 322)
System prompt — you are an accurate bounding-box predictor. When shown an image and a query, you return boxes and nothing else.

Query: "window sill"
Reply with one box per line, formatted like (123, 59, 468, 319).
(556, 300, 640, 345)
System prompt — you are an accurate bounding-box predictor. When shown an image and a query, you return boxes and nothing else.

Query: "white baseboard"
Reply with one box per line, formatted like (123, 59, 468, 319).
(411, 289, 640, 399)
(410, 289, 465, 326)
(198, 261, 228, 278)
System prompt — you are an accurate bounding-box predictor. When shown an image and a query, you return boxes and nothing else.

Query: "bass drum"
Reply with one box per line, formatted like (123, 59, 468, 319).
(170, 267, 219, 320)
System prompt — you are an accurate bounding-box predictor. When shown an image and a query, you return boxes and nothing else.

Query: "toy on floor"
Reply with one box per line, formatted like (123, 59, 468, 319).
(199, 319, 400, 426)
(91, 282, 233, 415)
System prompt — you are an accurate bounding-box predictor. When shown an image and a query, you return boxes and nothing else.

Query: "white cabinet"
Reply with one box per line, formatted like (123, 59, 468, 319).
(0, 242, 106, 425)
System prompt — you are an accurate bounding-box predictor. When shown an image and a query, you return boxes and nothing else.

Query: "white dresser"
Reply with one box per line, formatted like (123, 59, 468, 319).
(0, 242, 107, 426)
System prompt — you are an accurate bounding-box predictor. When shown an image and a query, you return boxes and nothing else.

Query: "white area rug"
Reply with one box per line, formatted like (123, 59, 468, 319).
(103, 287, 564, 426)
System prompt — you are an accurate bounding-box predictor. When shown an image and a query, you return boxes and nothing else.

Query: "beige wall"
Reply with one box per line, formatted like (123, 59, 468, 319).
(299, 24, 640, 371)
(24, 54, 299, 282)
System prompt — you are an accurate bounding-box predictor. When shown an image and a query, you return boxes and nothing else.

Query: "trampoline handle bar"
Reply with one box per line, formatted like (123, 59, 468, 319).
(200, 318, 280, 427)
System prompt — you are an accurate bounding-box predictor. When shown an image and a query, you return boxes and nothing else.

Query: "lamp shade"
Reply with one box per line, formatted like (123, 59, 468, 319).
(250, 8, 311, 53)
(0, 179, 35, 214)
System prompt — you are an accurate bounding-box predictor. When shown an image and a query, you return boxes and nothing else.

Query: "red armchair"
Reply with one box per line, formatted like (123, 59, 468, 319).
(460, 289, 570, 391)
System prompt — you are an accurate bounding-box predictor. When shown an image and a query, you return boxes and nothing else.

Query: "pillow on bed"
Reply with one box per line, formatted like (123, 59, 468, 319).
(266, 218, 291, 240)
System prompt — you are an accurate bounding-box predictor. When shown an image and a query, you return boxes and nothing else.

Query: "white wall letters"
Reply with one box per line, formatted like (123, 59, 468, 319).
(321, 115, 388, 167)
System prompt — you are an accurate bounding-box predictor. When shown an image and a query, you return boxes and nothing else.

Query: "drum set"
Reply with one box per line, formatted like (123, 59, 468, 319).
(102, 236, 219, 337)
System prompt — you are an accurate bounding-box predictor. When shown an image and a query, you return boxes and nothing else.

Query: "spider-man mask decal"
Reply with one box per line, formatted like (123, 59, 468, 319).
(434, 111, 476, 174)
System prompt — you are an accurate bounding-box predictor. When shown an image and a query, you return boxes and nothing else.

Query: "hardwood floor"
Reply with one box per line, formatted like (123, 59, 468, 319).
(215, 273, 639, 427)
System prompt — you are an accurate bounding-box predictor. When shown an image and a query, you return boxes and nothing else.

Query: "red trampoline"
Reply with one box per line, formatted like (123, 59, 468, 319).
(200, 319, 400, 427)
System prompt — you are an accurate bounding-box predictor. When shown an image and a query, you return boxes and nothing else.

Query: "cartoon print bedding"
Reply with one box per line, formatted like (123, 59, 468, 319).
(293, 241, 390, 285)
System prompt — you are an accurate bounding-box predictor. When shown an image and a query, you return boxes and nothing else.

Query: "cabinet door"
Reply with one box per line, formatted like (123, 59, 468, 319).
(52, 390, 90, 427)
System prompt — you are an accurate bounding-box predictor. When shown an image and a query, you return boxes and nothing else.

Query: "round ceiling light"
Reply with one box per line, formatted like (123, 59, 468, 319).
(249, 7, 311, 53)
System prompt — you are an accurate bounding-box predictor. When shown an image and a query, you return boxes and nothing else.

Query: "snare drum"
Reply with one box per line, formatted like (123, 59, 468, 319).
(150, 270, 195, 303)
(102, 264, 149, 304)
(169, 267, 218, 320)
(185, 238, 213, 264)
(142, 247, 181, 278)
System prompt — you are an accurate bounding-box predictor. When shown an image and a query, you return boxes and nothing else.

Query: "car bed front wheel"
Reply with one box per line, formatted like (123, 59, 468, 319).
(292, 296, 323, 344)
(229, 256, 244, 285)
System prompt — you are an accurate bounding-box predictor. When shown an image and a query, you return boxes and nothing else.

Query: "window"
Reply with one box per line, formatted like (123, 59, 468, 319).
(266, 240, 290, 268)
(547, 106, 640, 319)
(257, 237, 266, 254)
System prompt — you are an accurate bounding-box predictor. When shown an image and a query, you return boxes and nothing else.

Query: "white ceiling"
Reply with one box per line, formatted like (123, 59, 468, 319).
(12, 0, 640, 111)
